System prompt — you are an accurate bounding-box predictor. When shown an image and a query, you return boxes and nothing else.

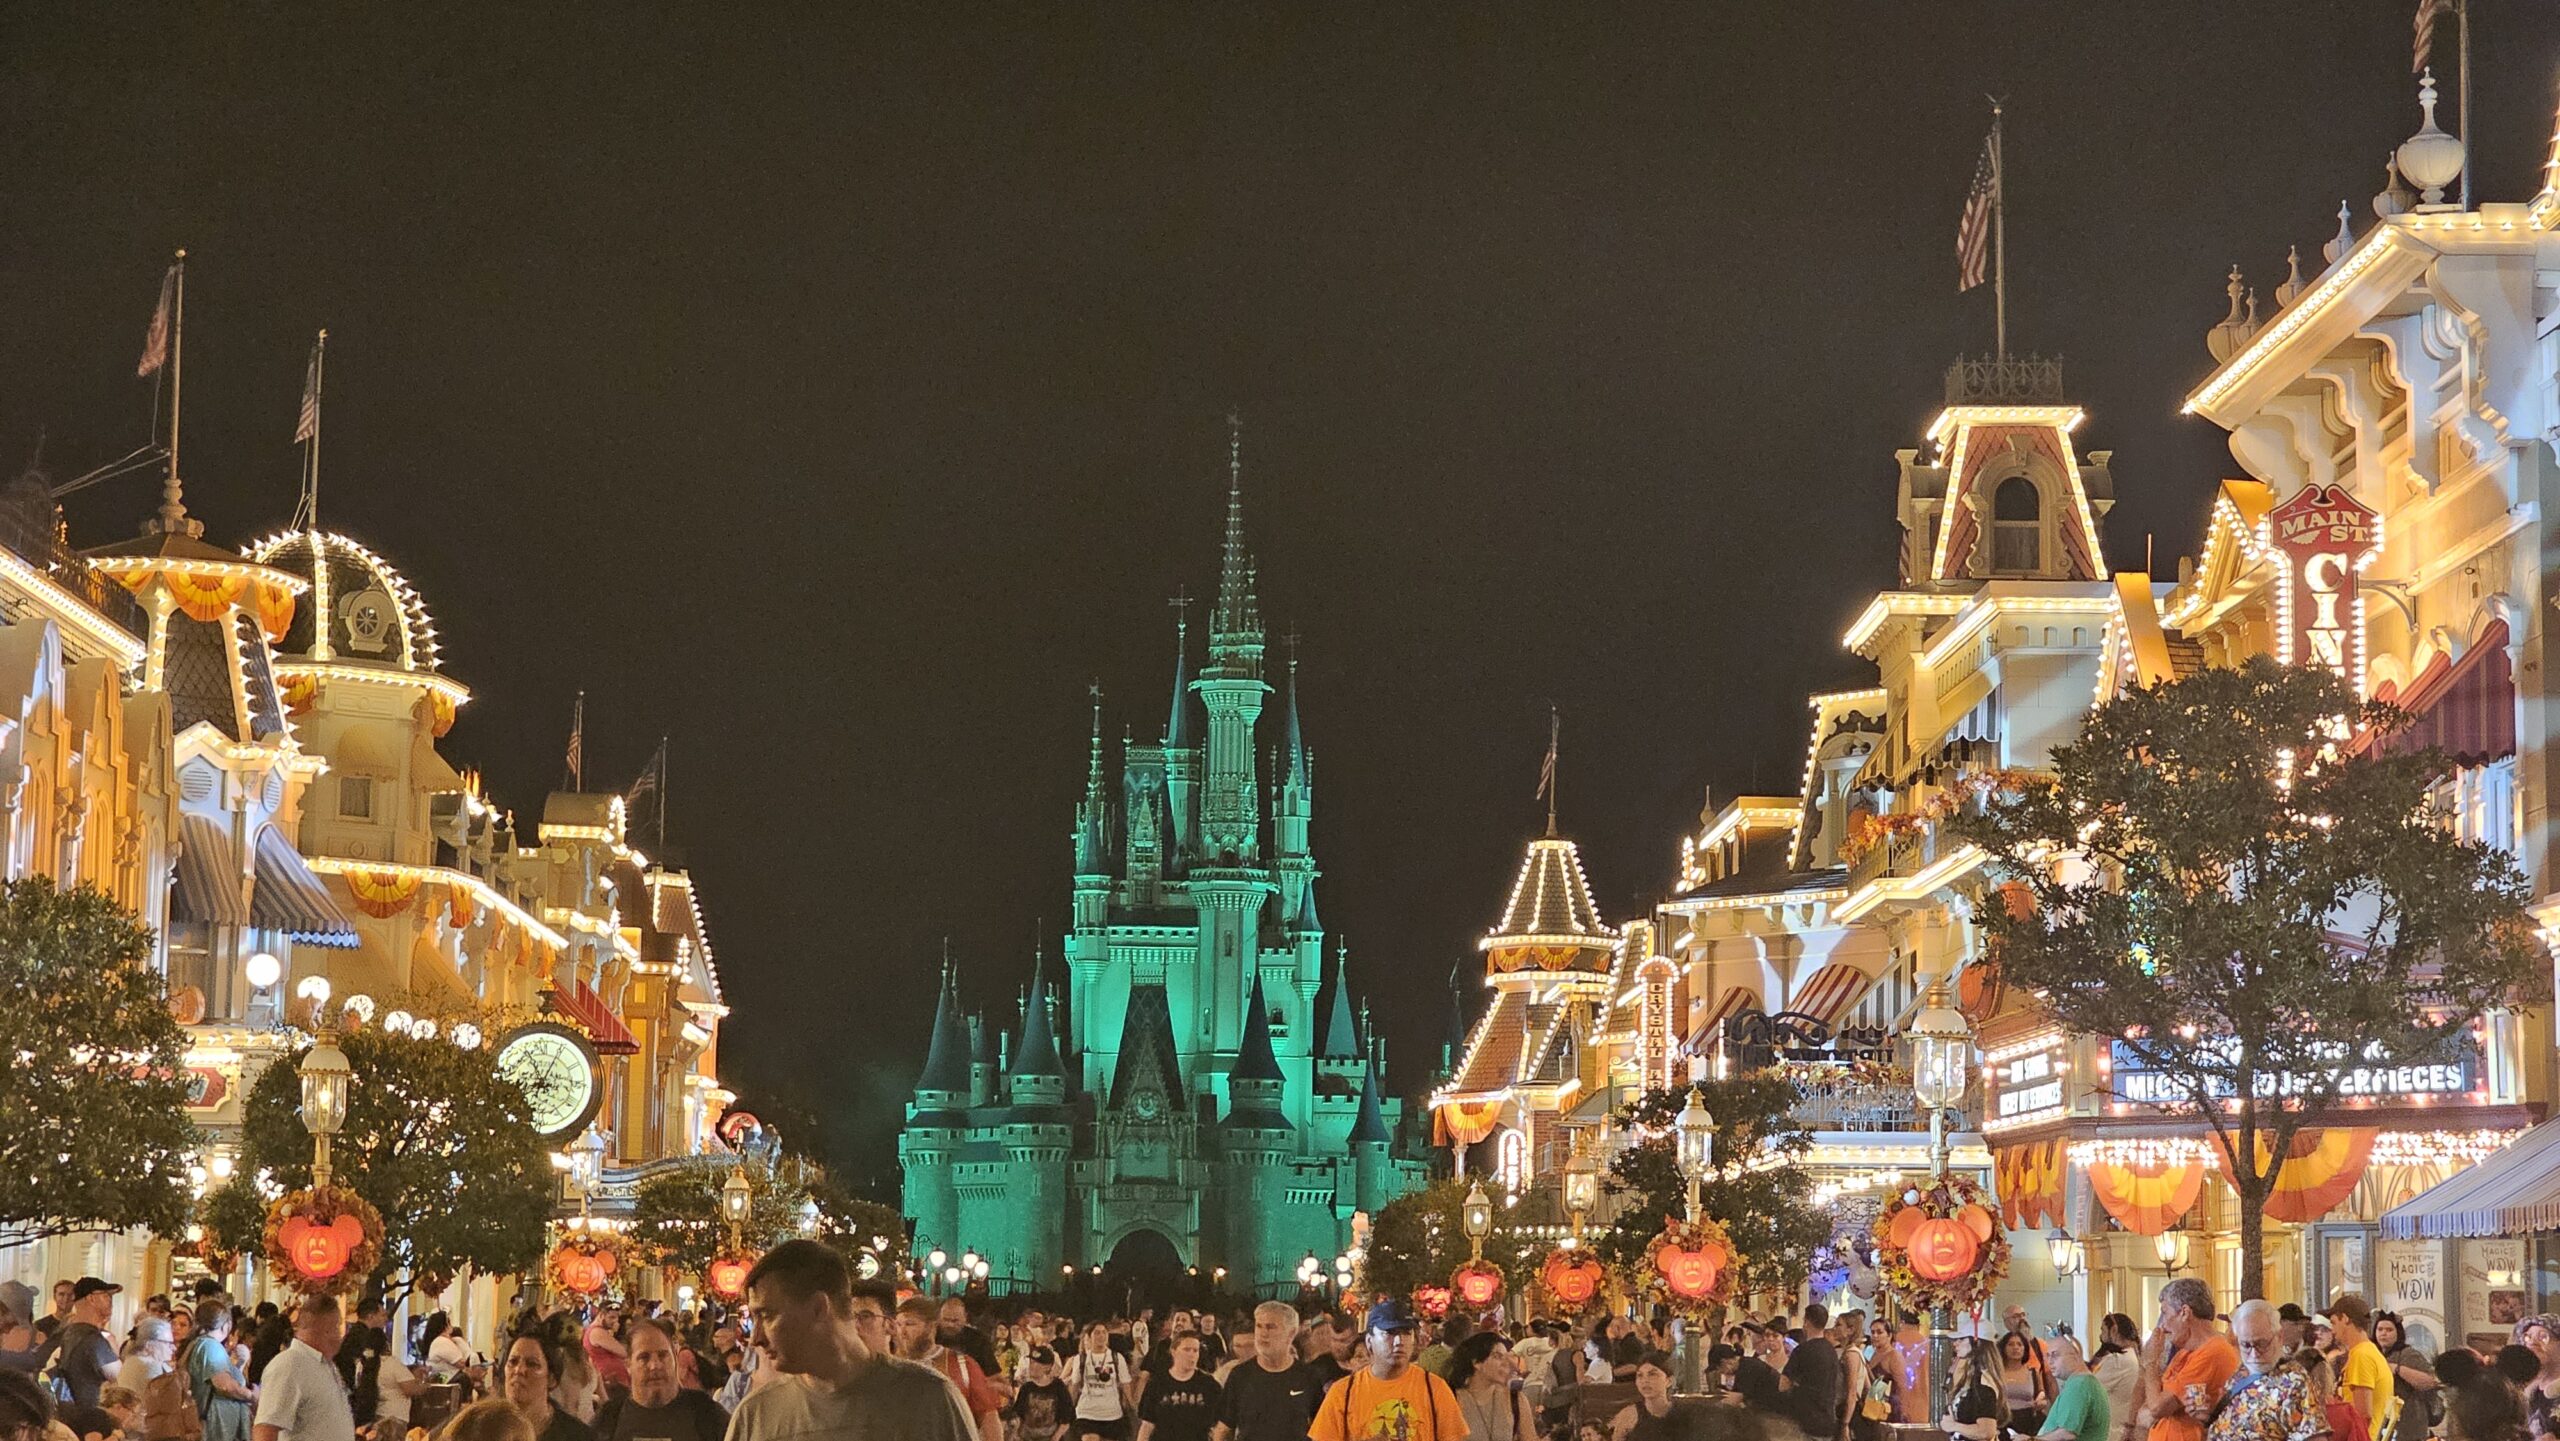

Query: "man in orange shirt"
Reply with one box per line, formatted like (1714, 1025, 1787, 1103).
(1309, 1299, 1469, 1441)
(2136, 1278, 2240, 1441)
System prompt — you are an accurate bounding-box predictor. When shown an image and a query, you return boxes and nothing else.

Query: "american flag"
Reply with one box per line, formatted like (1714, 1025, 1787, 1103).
(293, 332, 324, 443)
(2413, 0, 2454, 73)
(1957, 135, 1997, 292)
(137, 265, 176, 377)
(565, 691, 585, 790)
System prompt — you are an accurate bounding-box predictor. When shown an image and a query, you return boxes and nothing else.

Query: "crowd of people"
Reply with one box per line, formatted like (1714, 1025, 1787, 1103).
(5, 1258, 2558, 1441)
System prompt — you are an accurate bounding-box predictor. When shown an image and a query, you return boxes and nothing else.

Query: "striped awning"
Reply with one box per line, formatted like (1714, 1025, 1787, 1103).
(249, 826, 361, 948)
(1787, 963, 1871, 1025)
(546, 981, 641, 1055)
(1685, 986, 1756, 1050)
(172, 813, 249, 927)
(2381, 1120, 2559, 1239)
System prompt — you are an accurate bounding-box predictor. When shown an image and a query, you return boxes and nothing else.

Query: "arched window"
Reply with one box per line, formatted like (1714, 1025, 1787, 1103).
(1992, 476, 2042, 572)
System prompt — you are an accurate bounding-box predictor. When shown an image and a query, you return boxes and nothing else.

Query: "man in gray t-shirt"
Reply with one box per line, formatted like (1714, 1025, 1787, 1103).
(724, 1241, 971, 1441)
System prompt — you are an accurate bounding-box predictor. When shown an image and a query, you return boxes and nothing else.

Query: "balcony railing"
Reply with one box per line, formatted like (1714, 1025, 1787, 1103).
(1944, 354, 2065, 405)
(0, 506, 146, 637)
(1787, 1077, 1983, 1134)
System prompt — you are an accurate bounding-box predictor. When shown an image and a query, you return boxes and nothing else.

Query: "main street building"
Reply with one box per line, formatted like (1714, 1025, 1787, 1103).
(900, 435, 1427, 1294)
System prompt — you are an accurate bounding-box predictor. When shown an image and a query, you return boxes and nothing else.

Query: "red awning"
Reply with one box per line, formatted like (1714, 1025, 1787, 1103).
(545, 982, 640, 1054)
(2354, 621, 2515, 766)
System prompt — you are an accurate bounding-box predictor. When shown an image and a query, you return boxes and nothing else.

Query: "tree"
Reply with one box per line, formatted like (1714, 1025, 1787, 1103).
(1362, 1177, 1537, 1304)
(1952, 657, 2544, 1298)
(208, 1023, 553, 1308)
(0, 880, 201, 1247)
(1595, 1075, 1830, 1302)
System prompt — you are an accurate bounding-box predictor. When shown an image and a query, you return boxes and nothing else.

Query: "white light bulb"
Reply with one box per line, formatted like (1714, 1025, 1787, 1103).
(245, 953, 282, 989)
(451, 1023, 482, 1050)
(295, 975, 332, 1005)
(411, 1019, 437, 1040)
(383, 1011, 414, 1036)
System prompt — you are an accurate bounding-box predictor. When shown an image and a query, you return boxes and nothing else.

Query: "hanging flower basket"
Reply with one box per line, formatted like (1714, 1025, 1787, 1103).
(1871, 1171, 2009, 1315)
(1640, 1214, 1741, 1322)
(262, 1186, 385, 1296)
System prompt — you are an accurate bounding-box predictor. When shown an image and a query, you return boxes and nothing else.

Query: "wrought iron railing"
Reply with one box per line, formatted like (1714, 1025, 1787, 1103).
(1944, 354, 2065, 405)
(0, 507, 146, 636)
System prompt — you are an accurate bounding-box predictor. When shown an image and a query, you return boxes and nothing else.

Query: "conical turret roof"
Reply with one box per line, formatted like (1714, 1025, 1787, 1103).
(1350, 1055, 1391, 1144)
(1316, 943, 1360, 1061)
(1012, 961, 1064, 1080)
(915, 967, 972, 1095)
(1234, 976, 1284, 1084)
(1480, 835, 1618, 970)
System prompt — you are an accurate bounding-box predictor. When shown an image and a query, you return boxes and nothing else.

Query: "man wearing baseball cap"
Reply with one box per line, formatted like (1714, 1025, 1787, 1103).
(2324, 1295, 2390, 1441)
(1308, 1299, 1468, 1441)
(48, 1280, 122, 1409)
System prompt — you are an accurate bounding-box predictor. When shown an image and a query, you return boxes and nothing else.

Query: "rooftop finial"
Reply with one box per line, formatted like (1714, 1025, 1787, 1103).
(2325, 201, 2354, 265)
(2274, 245, 2305, 307)
(2397, 69, 2466, 207)
(1208, 411, 1263, 674)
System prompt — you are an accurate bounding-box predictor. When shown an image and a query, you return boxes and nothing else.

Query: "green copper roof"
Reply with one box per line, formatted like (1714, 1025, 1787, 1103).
(914, 966, 972, 1096)
(1316, 945, 1360, 1061)
(1012, 960, 1064, 1079)
(1350, 1055, 1391, 1144)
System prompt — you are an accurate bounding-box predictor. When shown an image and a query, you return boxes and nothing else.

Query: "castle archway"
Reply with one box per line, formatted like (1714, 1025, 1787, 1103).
(1101, 1226, 1189, 1313)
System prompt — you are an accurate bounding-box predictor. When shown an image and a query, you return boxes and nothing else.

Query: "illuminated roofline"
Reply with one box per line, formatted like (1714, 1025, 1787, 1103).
(0, 549, 148, 668)
(274, 660, 471, 706)
(245, 529, 449, 676)
(91, 554, 310, 593)
(1923, 407, 2099, 583)
(301, 854, 571, 951)
(1843, 596, 1967, 652)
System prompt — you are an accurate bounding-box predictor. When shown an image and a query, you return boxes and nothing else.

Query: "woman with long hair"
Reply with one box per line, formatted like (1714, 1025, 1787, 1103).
(1942, 1336, 2011, 1441)
(1999, 1331, 2051, 1435)
(2371, 1312, 2438, 1441)
(2513, 1316, 2560, 1440)
(499, 1333, 594, 1441)
(1450, 1332, 1534, 1441)
(2092, 1316, 2141, 1441)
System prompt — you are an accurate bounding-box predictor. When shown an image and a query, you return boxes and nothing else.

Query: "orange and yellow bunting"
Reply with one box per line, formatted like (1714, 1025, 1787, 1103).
(2213, 1128, 2375, 1224)
(165, 571, 247, 623)
(446, 885, 477, 934)
(281, 674, 318, 716)
(1489, 945, 1587, 973)
(255, 582, 296, 642)
(2086, 1153, 2206, 1236)
(430, 691, 457, 737)
(1432, 1099, 1504, 1148)
(343, 868, 422, 918)
(1994, 1140, 2068, 1229)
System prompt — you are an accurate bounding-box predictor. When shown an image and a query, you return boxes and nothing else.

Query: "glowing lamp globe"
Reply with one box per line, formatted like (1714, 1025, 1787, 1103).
(719, 1166, 753, 1226)
(245, 952, 282, 990)
(1460, 1183, 1493, 1245)
(1675, 1090, 1718, 1176)
(298, 1037, 353, 1137)
(1908, 980, 1972, 1111)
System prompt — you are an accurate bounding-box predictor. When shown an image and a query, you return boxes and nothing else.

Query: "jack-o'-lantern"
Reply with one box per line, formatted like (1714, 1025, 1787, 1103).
(1907, 1218, 1981, 1282)
(553, 1245, 617, 1295)
(707, 1255, 752, 1301)
(1452, 1263, 1503, 1309)
(279, 1215, 362, 1279)
(1656, 1242, 1727, 1299)
(1541, 1250, 1604, 1308)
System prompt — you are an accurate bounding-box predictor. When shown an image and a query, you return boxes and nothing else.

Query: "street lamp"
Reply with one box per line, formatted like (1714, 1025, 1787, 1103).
(1460, 1181, 1493, 1263)
(298, 1028, 353, 1190)
(1563, 1147, 1599, 1243)
(2154, 1230, 2192, 1276)
(720, 1163, 754, 1253)
(1674, 1088, 1718, 1219)
(799, 1197, 822, 1237)
(1907, 974, 1973, 1422)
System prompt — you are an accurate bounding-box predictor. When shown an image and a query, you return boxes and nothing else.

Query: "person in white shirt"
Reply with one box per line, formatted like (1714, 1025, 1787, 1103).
(116, 1319, 176, 1397)
(254, 1297, 356, 1441)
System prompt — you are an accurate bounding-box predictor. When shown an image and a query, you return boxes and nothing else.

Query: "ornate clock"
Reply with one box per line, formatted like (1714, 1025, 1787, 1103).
(1130, 1089, 1164, 1122)
(494, 1022, 602, 1141)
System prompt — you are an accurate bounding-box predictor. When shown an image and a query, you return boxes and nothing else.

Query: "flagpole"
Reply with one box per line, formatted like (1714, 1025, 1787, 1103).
(161, 250, 187, 532)
(2457, 0, 2470, 210)
(305, 329, 328, 532)
(1545, 707, 1560, 838)
(657, 735, 669, 855)
(1991, 104, 2007, 365)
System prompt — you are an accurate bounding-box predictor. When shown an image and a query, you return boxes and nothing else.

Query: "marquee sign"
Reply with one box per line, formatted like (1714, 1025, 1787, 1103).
(2110, 1035, 2477, 1107)
(1722, 1009, 1893, 1071)
(2268, 483, 2379, 686)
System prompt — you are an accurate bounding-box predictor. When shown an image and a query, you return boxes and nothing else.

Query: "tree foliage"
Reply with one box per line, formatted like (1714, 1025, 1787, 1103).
(628, 1153, 906, 1278)
(1595, 1075, 1830, 1301)
(1362, 1177, 1538, 1303)
(209, 1022, 553, 1307)
(0, 880, 200, 1247)
(1950, 657, 2544, 1298)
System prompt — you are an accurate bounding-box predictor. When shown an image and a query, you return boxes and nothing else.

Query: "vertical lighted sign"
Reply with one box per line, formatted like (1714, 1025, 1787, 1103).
(1637, 956, 1676, 1094)
(2267, 483, 2379, 689)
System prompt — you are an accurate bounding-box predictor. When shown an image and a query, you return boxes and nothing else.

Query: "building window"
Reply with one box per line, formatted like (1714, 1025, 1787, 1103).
(339, 776, 375, 820)
(1992, 477, 2042, 572)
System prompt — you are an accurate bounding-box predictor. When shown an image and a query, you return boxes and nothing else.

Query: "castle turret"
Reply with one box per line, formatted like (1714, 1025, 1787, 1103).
(898, 965, 970, 1257)
(1163, 610, 1198, 866)
(991, 959, 1072, 1283)
(1351, 1044, 1394, 1216)
(1220, 975, 1294, 1288)
(968, 1013, 998, 1107)
(1194, 422, 1268, 864)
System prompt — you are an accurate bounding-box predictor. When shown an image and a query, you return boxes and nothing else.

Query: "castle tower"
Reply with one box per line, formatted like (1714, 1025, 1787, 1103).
(1163, 611, 1198, 865)
(1000, 960, 1073, 1283)
(1194, 422, 1269, 866)
(898, 965, 970, 1257)
(1220, 975, 1294, 1288)
(967, 1013, 998, 1108)
(1351, 1044, 1395, 1216)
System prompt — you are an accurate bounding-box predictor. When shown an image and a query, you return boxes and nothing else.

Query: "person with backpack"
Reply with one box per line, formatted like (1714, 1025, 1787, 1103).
(182, 1303, 253, 1441)
(47, 1280, 124, 1411)
(1062, 1321, 1136, 1440)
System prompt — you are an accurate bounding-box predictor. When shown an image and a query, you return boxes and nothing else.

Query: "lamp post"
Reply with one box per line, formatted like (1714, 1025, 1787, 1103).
(1671, 1086, 1717, 1394)
(1460, 1181, 1493, 1265)
(298, 1028, 353, 1190)
(720, 1162, 754, 1257)
(1907, 976, 1973, 1419)
(2153, 1230, 2191, 1277)
(1563, 1148, 1599, 1245)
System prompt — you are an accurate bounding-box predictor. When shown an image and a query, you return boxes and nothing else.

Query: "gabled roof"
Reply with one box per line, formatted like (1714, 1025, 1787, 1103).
(1109, 983, 1187, 1112)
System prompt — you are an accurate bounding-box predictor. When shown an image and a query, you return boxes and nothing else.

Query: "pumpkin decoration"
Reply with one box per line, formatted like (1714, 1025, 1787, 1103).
(1871, 1171, 2009, 1314)
(1450, 1262, 1504, 1311)
(167, 985, 207, 1027)
(548, 1237, 620, 1296)
(261, 1186, 385, 1296)
(706, 1253, 754, 1302)
(1411, 1285, 1451, 1319)
(1538, 1248, 1607, 1309)
(1640, 1214, 1741, 1321)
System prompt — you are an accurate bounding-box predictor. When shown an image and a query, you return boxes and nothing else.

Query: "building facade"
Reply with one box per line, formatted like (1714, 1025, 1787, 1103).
(900, 442, 1427, 1295)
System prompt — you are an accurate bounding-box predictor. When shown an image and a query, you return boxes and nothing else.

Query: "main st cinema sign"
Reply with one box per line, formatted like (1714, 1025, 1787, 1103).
(2268, 482, 2379, 683)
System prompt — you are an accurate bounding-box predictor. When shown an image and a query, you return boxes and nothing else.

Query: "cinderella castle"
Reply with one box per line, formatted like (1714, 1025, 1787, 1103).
(899, 428, 1430, 1295)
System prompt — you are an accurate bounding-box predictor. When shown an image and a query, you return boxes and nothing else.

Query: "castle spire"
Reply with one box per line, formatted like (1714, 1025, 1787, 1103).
(1076, 683, 1108, 875)
(1207, 411, 1263, 679)
(1282, 636, 1309, 790)
(1349, 1048, 1391, 1145)
(1234, 974, 1283, 1084)
(914, 959, 972, 1096)
(1165, 590, 1195, 748)
(1317, 939, 1359, 1061)
(1012, 945, 1064, 1080)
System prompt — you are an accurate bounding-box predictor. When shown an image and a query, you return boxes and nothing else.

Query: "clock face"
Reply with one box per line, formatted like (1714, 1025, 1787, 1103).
(1131, 1089, 1164, 1122)
(494, 1023, 601, 1140)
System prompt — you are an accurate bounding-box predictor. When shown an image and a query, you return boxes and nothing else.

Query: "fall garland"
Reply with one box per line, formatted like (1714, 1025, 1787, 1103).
(261, 1186, 386, 1296)
(1870, 1172, 2009, 1315)
(1536, 1246, 1609, 1311)
(1448, 1261, 1505, 1311)
(1639, 1213, 1741, 1323)
(547, 1234, 622, 1296)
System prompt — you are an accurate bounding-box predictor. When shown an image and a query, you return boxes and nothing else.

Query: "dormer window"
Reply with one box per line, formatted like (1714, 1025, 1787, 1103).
(1992, 476, 2042, 573)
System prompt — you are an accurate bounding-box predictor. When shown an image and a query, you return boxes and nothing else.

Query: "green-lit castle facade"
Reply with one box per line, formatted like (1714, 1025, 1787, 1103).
(899, 438, 1428, 1293)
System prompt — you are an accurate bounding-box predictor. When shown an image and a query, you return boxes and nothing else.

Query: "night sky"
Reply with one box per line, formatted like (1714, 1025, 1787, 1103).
(4, 5, 2556, 1188)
